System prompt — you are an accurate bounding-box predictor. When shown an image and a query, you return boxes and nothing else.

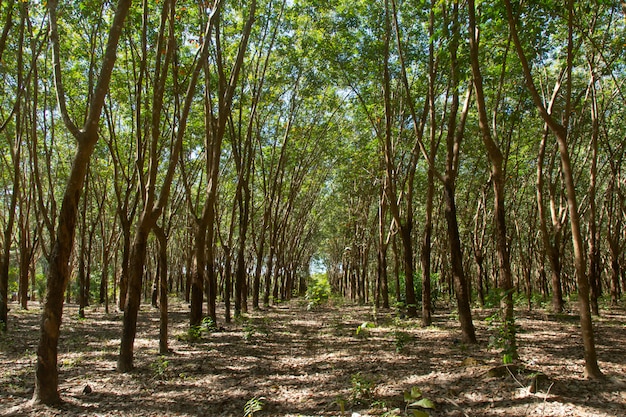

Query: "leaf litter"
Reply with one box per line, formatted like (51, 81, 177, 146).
(0, 299, 625, 416)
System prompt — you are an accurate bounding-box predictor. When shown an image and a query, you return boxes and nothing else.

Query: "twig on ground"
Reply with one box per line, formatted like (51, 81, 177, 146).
(444, 397, 471, 417)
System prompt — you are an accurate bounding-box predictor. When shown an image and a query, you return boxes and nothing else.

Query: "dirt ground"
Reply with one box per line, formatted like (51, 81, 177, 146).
(1, 298, 625, 417)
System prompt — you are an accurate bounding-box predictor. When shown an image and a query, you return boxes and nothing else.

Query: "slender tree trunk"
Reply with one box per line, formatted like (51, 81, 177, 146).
(190, 215, 207, 326)
(382, 0, 416, 317)
(468, 0, 515, 357)
(537, 131, 564, 313)
(587, 74, 600, 316)
(444, 182, 477, 344)
(154, 226, 169, 355)
(505, 0, 602, 379)
(33, 0, 131, 403)
(377, 190, 390, 310)
(118, 224, 151, 372)
(0, 1, 22, 329)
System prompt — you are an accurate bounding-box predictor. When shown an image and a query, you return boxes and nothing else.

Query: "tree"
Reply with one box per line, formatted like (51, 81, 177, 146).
(188, 0, 257, 326)
(504, 0, 603, 379)
(33, 0, 132, 404)
(392, 0, 476, 342)
(467, 0, 516, 358)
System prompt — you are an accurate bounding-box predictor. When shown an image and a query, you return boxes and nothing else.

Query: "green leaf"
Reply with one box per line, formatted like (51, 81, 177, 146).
(411, 410, 430, 417)
(409, 398, 436, 409)
(410, 386, 423, 399)
(404, 391, 413, 402)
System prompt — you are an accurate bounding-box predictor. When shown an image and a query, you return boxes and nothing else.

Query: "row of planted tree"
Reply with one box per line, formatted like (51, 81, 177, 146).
(0, 0, 624, 406)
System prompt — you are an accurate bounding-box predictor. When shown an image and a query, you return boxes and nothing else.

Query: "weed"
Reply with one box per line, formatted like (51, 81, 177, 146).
(393, 330, 413, 353)
(243, 323, 256, 341)
(333, 396, 347, 414)
(485, 310, 518, 364)
(60, 356, 80, 369)
(350, 372, 375, 405)
(178, 316, 216, 342)
(355, 322, 375, 339)
(151, 356, 169, 380)
(404, 386, 435, 416)
(243, 396, 265, 417)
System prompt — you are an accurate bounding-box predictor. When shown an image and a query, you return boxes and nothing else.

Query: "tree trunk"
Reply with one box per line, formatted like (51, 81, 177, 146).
(467, 0, 516, 358)
(155, 226, 169, 355)
(33, 0, 131, 403)
(190, 218, 207, 327)
(505, 0, 602, 379)
(587, 75, 600, 316)
(118, 225, 150, 372)
(444, 181, 477, 344)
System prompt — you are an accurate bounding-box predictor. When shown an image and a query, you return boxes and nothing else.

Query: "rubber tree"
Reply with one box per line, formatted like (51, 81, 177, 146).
(118, 0, 236, 371)
(32, 0, 132, 404)
(504, 0, 603, 379)
(391, 0, 476, 341)
(188, 0, 257, 327)
(467, 0, 516, 359)
(0, 0, 18, 331)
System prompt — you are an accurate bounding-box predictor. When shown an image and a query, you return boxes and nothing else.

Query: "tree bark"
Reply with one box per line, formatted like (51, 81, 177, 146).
(154, 226, 169, 355)
(32, 0, 131, 404)
(504, 0, 603, 379)
(444, 181, 477, 344)
(467, 0, 515, 357)
(0, 0, 21, 331)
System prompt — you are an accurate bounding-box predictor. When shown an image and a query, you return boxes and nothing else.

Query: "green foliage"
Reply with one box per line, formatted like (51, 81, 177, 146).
(333, 395, 347, 414)
(403, 386, 435, 417)
(243, 396, 264, 417)
(150, 356, 169, 380)
(355, 321, 375, 339)
(485, 311, 518, 364)
(350, 372, 375, 405)
(393, 331, 413, 353)
(305, 273, 331, 310)
(243, 323, 256, 342)
(179, 316, 217, 343)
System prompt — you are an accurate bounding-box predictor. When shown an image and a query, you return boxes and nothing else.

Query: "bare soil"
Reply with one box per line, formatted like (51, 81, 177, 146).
(1, 298, 625, 416)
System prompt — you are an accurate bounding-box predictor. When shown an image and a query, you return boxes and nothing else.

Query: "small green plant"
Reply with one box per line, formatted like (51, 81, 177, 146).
(179, 316, 217, 342)
(393, 330, 413, 353)
(350, 372, 375, 405)
(355, 321, 375, 339)
(333, 395, 347, 414)
(151, 356, 169, 380)
(243, 396, 265, 417)
(485, 310, 518, 364)
(306, 273, 331, 310)
(201, 316, 217, 331)
(243, 323, 256, 341)
(404, 386, 435, 417)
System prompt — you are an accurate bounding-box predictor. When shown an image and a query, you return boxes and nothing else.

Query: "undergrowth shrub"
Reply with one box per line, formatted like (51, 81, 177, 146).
(306, 273, 331, 310)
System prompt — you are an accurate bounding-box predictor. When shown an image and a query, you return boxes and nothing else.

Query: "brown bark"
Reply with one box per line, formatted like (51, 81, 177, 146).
(587, 69, 600, 316)
(420, 9, 436, 323)
(119, 0, 216, 371)
(467, 0, 515, 357)
(537, 130, 565, 313)
(154, 226, 169, 355)
(32, 0, 131, 404)
(383, 0, 419, 317)
(0, 0, 20, 331)
(504, 0, 603, 379)
(376, 186, 391, 310)
(444, 181, 477, 344)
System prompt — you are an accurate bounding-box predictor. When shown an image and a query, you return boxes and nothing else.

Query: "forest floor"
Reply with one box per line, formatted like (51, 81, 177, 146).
(1, 297, 625, 417)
